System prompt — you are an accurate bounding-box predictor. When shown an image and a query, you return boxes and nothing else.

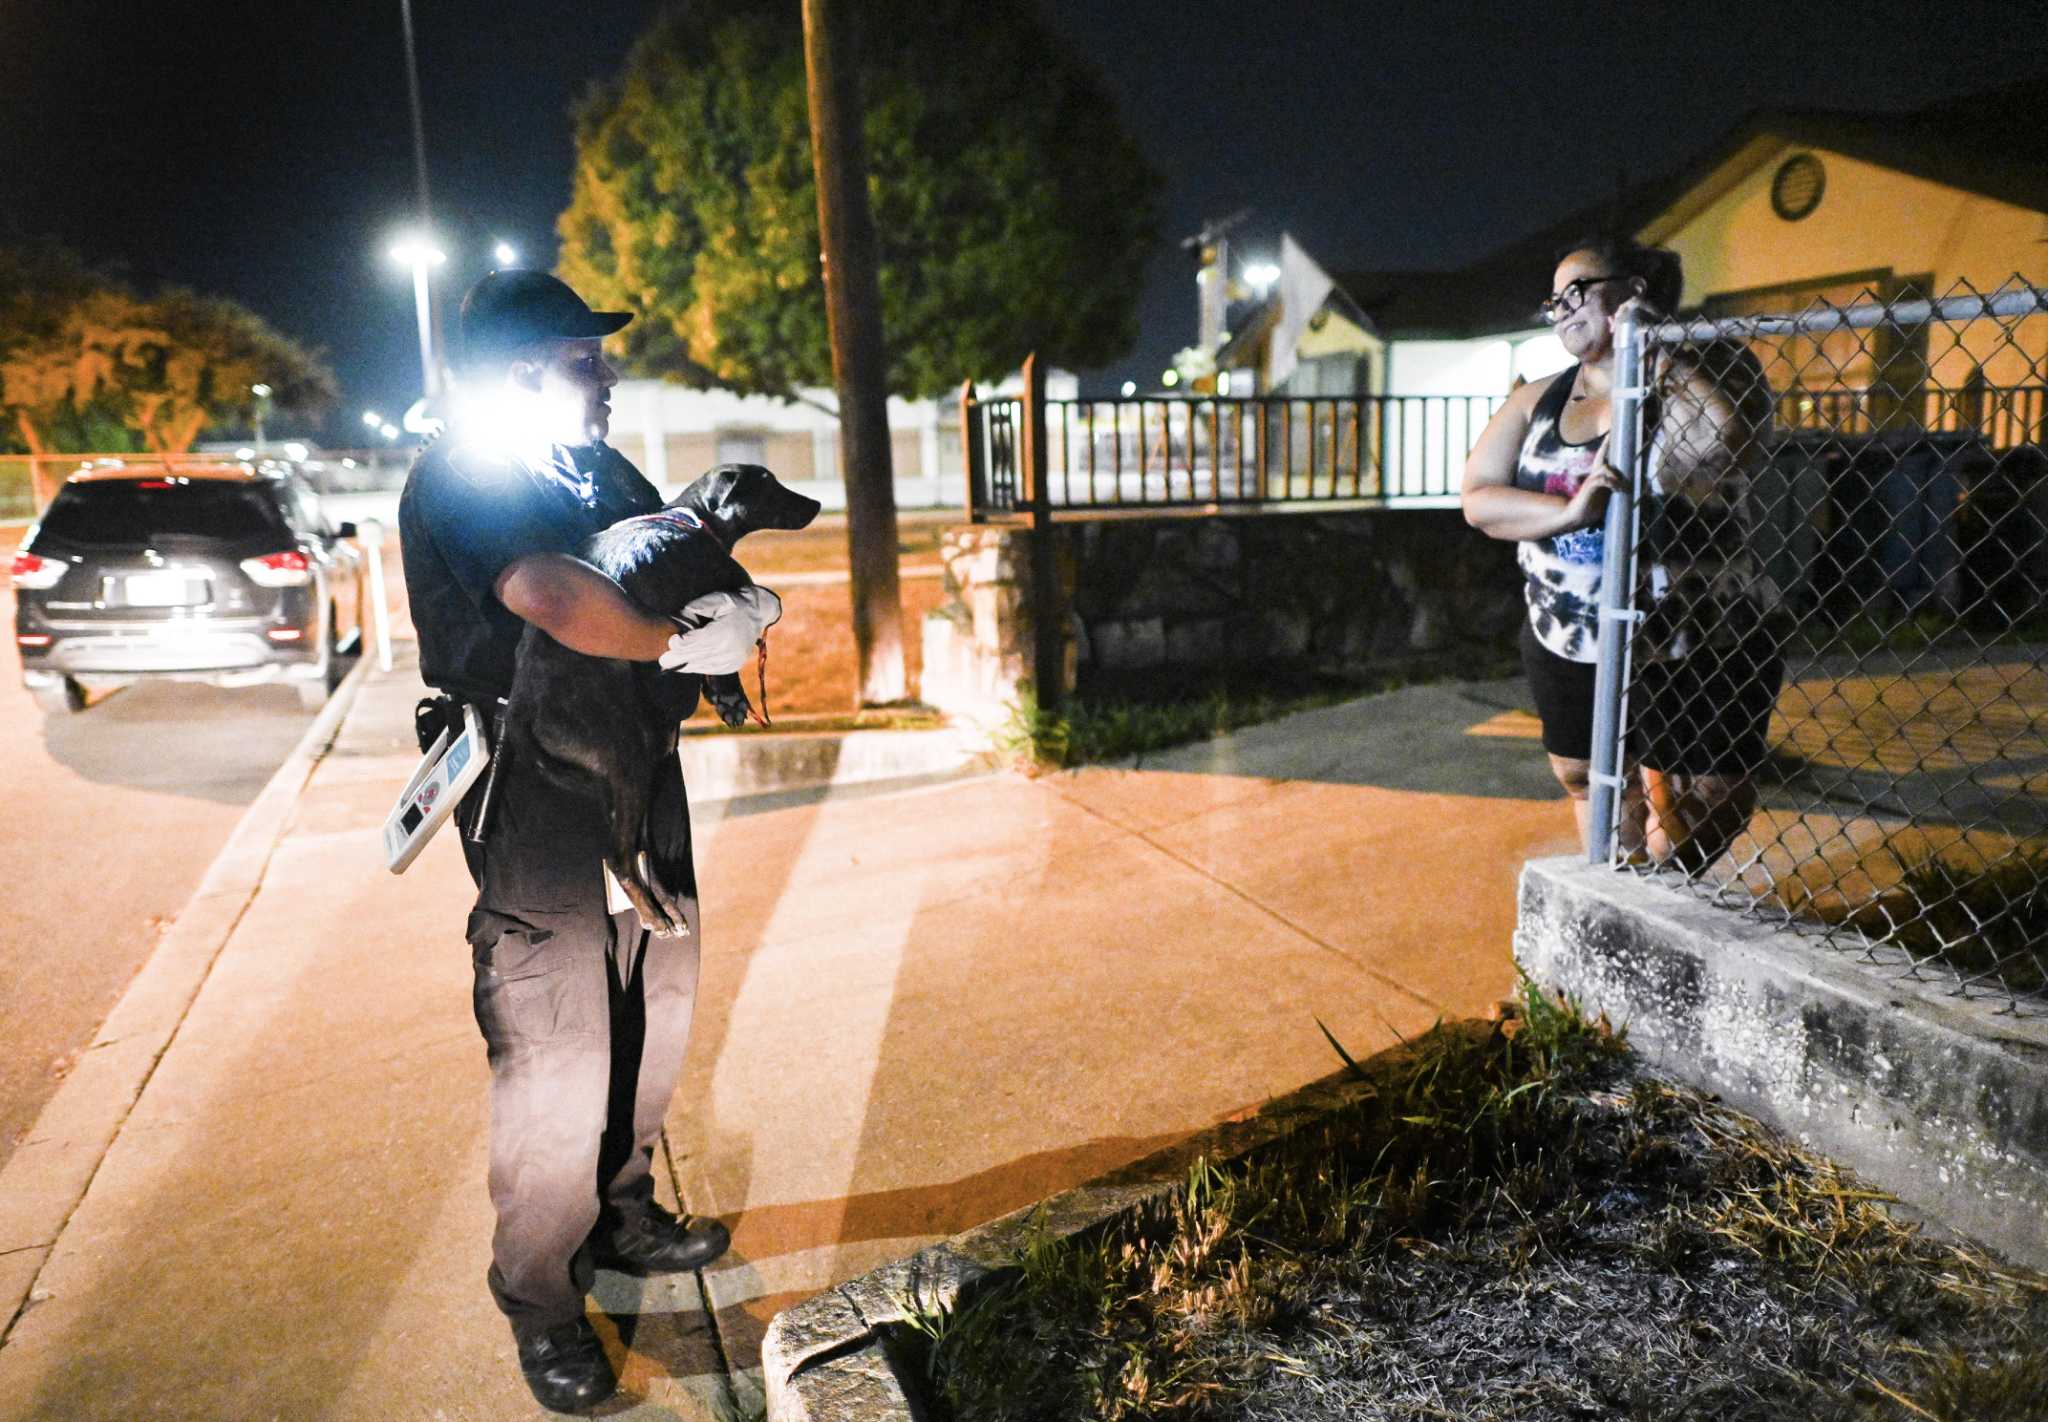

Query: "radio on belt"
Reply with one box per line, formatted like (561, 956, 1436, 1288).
(383, 702, 490, 874)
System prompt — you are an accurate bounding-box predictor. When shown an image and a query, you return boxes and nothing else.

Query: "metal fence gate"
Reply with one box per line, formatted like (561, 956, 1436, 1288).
(1589, 278, 2048, 1013)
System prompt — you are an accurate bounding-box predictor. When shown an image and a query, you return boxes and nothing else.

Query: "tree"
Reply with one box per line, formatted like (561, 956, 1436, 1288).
(560, 1, 1159, 705)
(0, 241, 135, 460)
(556, 0, 1162, 401)
(0, 250, 338, 483)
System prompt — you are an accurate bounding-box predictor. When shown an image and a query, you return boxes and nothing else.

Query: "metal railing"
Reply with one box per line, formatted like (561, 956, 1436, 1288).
(962, 374, 1503, 518)
(1590, 277, 2048, 1013)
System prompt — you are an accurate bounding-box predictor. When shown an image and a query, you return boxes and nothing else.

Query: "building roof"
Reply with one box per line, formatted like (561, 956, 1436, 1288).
(1338, 82, 2048, 341)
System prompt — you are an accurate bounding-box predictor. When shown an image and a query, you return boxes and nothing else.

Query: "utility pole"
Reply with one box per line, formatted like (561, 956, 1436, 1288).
(1182, 209, 1249, 352)
(802, 0, 905, 705)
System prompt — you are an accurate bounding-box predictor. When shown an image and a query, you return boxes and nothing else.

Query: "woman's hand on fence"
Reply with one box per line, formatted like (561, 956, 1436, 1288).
(1561, 463, 1627, 531)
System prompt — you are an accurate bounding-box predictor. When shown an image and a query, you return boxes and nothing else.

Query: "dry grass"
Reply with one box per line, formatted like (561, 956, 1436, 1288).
(894, 982, 2048, 1421)
(732, 512, 950, 576)
(685, 574, 948, 722)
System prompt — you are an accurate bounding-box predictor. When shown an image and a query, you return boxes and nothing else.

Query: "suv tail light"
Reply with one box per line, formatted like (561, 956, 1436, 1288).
(240, 549, 312, 587)
(10, 552, 66, 590)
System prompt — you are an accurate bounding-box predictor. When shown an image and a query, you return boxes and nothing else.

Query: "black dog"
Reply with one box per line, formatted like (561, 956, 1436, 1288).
(502, 463, 821, 937)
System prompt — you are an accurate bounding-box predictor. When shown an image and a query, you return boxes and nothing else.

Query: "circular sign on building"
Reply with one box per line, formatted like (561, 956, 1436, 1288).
(1771, 153, 1827, 222)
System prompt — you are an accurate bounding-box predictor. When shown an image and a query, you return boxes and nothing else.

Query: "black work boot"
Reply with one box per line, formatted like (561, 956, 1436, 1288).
(515, 1317, 616, 1414)
(589, 1204, 731, 1276)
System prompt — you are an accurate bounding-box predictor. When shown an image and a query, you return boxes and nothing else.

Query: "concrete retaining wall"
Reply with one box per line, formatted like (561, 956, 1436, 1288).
(1516, 855, 2048, 1271)
(920, 509, 1520, 720)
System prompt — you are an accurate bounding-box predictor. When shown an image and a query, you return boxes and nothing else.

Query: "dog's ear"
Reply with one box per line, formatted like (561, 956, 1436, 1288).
(669, 464, 742, 519)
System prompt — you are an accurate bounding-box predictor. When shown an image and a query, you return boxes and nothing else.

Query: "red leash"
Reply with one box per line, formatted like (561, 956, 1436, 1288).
(750, 635, 772, 728)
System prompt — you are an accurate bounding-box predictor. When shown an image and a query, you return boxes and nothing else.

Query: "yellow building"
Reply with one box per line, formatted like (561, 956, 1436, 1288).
(1240, 85, 2048, 437)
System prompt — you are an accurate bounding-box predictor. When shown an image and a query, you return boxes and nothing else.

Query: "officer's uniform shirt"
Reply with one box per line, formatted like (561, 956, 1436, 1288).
(398, 434, 662, 704)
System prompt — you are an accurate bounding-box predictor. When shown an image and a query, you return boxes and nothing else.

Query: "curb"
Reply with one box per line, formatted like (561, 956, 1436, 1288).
(682, 724, 998, 804)
(0, 659, 371, 1342)
(760, 1057, 1397, 1421)
(1517, 855, 2048, 1272)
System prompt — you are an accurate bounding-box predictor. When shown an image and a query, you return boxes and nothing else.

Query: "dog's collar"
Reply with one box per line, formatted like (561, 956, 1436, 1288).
(630, 508, 707, 535)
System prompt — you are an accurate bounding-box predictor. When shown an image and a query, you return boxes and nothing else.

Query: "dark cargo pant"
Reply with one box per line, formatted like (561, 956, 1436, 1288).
(457, 751, 698, 1340)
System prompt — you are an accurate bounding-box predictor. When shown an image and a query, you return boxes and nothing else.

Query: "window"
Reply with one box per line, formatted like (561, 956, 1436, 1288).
(39, 480, 288, 545)
(716, 432, 767, 467)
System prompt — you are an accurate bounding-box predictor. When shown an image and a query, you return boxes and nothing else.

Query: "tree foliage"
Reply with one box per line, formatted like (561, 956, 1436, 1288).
(556, 1, 1161, 400)
(0, 243, 338, 456)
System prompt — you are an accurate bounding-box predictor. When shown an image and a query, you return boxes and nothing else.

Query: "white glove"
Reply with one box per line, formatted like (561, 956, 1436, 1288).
(657, 586, 783, 675)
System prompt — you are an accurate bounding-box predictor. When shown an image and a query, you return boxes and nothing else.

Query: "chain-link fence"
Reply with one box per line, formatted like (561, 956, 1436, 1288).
(1589, 278, 2048, 1014)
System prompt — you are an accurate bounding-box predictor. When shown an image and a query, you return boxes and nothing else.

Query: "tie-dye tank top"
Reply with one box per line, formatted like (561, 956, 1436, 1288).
(1514, 366, 1604, 662)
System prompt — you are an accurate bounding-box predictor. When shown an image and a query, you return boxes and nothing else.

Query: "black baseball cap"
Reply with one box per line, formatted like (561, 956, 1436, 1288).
(459, 270, 632, 367)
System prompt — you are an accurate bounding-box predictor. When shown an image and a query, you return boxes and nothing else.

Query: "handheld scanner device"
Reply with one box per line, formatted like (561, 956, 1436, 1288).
(383, 702, 490, 874)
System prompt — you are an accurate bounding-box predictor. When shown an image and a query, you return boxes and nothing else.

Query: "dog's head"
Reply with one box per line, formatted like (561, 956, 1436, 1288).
(670, 463, 821, 549)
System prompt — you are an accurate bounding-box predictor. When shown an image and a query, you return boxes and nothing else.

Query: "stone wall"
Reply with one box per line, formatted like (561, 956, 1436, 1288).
(921, 509, 1520, 718)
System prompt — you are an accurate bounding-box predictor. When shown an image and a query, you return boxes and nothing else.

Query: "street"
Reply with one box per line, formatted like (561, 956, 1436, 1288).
(0, 562, 322, 1172)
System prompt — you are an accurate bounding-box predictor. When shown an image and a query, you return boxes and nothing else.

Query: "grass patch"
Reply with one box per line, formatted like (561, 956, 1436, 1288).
(1844, 849, 2048, 998)
(998, 682, 1352, 769)
(680, 706, 946, 737)
(891, 977, 2048, 1421)
(1002, 647, 1519, 769)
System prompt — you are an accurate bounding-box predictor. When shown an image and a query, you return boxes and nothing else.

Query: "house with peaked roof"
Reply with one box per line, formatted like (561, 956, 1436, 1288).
(1225, 83, 2048, 414)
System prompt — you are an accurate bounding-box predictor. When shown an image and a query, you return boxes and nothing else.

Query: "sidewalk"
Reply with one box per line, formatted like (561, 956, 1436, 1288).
(0, 649, 1571, 1420)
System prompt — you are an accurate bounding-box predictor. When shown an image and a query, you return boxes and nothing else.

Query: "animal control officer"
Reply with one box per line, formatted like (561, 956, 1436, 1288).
(398, 271, 767, 1413)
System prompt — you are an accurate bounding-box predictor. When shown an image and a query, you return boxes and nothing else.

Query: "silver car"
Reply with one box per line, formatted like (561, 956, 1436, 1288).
(11, 465, 366, 713)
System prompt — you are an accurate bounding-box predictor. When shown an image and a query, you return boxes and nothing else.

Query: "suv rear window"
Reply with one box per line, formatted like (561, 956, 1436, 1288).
(38, 479, 288, 545)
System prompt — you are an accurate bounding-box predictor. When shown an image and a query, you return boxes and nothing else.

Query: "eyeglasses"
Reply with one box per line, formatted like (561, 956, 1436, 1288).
(1540, 274, 1625, 324)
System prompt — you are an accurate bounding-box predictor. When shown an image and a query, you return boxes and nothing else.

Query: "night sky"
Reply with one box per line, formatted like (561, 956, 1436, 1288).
(4, 1, 2043, 443)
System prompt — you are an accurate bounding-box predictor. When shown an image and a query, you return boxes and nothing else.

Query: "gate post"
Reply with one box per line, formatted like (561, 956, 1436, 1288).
(1018, 352, 1065, 707)
(1587, 302, 1647, 863)
(958, 379, 985, 520)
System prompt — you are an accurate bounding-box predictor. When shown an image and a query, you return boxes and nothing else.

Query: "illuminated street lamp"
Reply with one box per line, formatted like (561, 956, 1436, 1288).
(362, 409, 384, 430)
(493, 241, 519, 268)
(1244, 261, 1281, 300)
(388, 232, 448, 400)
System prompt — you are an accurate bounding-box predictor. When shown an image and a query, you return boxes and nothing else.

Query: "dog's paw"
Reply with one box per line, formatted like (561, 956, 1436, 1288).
(705, 675, 753, 728)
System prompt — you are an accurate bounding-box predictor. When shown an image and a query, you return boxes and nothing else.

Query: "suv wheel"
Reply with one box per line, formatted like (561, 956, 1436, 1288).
(297, 610, 342, 711)
(31, 675, 87, 715)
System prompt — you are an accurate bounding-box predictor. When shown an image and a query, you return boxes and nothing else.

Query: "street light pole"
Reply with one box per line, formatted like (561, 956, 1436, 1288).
(250, 383, 272, 455)
(389, 237, 446, 401)
(396, 1, 445, 400)
(410, 255, 437, 399)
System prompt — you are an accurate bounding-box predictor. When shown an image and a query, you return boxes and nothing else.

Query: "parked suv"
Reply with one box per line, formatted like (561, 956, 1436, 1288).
(11, 465, 366, 713)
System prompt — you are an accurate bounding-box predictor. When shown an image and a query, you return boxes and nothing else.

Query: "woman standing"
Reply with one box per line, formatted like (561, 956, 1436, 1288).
(1461, 237, 1779, 866)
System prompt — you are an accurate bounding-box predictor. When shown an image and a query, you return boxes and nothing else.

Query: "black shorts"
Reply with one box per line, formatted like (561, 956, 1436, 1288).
(1520, 621, 1598, 760)
(1520, 621, 1784, 774)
